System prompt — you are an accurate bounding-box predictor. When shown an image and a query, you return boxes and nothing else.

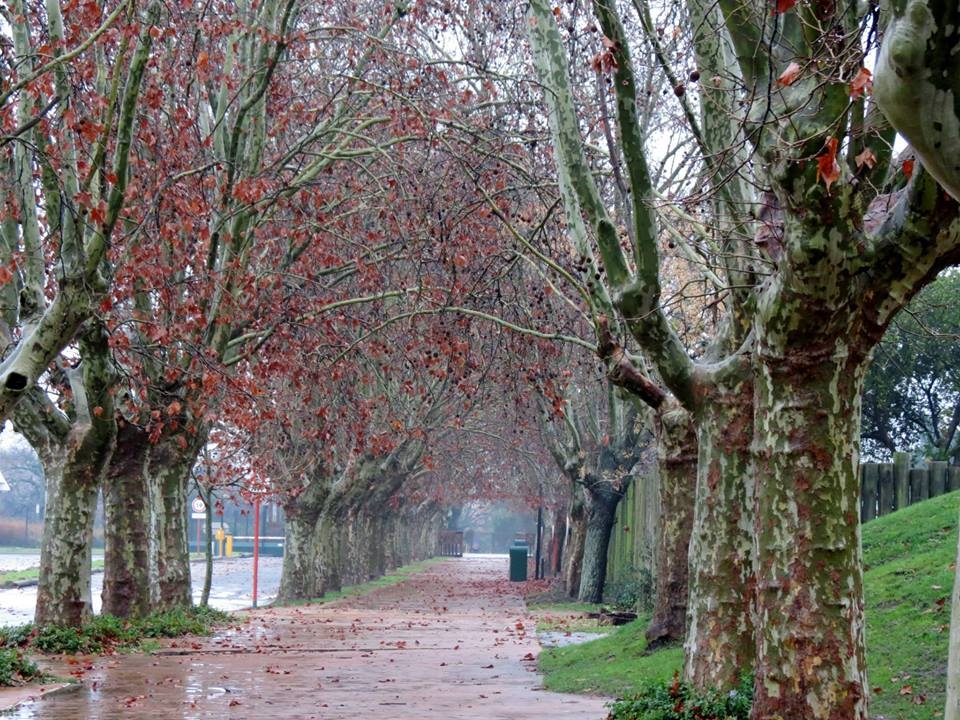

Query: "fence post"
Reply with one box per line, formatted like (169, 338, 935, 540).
(931, 461, 949, 498)
(878, 463, 895, 517)
(861, 463, 878, 522)
(951, 467, 960, 493)
(894, 452, 911, 511)
(910, 467, 929, 503)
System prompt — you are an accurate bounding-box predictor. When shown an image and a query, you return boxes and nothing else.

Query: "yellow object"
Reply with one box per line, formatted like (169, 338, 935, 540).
(225, 535, 233, 557)
(215, 527, 225, 541)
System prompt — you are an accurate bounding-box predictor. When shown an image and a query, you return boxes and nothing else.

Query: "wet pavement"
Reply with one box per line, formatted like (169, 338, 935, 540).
(0, 555, 282, 627)
(0, 556, 609, 719)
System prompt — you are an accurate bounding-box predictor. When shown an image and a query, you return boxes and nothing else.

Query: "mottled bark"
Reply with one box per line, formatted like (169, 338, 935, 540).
(34, 453, 100, 627)
(277, 484, 327, 601)
(646, 405, 696, 650)
(29, 326, 117, 627)
(751, 345, 869, 719)
(563, 491, 586, 596)
(685, 375, 756, 687)
(147, 434, 200, 610)
(874, 0, 960, 201)
(578, 483, 621, 603)
(102, 421, 151, 618)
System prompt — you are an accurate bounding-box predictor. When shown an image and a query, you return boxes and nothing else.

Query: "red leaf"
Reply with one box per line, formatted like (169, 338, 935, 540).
(855, 148, 877, 170)
(777, 62, 801, 87)
(773, 0, 796, 13)
(902, 158, 915, 179)
(816, 137, 841, 191)
(849, 67, 873, 100)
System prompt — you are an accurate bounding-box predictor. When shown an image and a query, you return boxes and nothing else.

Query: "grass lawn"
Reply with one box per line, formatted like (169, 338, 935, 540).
(536, 490, 959, 719)
(0, 560, 104, 588)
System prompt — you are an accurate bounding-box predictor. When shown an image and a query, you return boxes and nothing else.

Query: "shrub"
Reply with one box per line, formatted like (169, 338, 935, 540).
(28, 607, 228, 655)
(0, 647, 42, 686)
(605, 568, 654, 612)
(0, 623, 36, 649)
(607, 672, 752, 720)
(137, 606, 229, 638)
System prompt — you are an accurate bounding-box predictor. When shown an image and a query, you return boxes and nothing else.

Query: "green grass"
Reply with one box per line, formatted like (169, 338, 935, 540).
(274, 557, 444, 607)
(863, 491, 957, 719)
(538, 613, 683, 697)
(538, 491, 960, 719)
(0, 569, 40, 587)
(0, 559, 104, 588)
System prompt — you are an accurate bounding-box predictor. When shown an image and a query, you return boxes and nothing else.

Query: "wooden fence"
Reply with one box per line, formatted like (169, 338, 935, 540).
(861, 452, 960, 522)
(438, 529, 464, 557)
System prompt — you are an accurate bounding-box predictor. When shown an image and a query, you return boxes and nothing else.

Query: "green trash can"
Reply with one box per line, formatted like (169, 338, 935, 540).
(509, 541, 528, 582)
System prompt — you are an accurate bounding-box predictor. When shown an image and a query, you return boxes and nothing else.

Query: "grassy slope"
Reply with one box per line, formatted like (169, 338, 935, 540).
(538, 490, 959, 719)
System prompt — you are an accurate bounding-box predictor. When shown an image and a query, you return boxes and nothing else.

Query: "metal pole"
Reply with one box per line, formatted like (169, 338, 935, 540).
(252, 496, 261, 608)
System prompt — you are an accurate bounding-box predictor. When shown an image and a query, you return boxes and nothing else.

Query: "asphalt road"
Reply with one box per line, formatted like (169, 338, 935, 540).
(0, 554, 282, 627)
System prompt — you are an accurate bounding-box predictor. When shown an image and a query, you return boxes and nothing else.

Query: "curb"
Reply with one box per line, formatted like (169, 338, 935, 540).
(0, 680, 80, 713)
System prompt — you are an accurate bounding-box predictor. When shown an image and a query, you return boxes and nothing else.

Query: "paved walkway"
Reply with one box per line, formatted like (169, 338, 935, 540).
(2, 556, 610, 719)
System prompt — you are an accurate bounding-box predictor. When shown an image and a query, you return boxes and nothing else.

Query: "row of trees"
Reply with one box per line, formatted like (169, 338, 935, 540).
(527, 0, 960, 717)
(2, 0, 960, 717)
(0, 0, 571, 621)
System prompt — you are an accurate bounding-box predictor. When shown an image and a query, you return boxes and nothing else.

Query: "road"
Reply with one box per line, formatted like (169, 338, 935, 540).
(0, 554, 282, 627)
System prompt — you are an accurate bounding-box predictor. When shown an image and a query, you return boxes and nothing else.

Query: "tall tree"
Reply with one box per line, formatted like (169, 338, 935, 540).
(529, 2, 960, 719)
(862, 271, 960, 462)
(0, 0, 159, 419)
(0, 0, 159, 626)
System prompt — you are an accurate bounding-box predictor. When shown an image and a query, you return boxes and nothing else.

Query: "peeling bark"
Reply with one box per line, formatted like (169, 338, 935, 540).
(278, 487, 326, 601)
(34, 451, 100, 627)
(751, 343, 869, 719)
(563, 491, 586, 596)
(578, 482, 621, 603)
(102, 422, 151, 618)
(685, 378, 756, 688)
(147, 434, 200, 610)
(646, 405, 696, 650)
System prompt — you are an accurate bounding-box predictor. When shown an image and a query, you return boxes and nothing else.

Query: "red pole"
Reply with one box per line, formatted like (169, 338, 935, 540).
(252, 496, 261, 608)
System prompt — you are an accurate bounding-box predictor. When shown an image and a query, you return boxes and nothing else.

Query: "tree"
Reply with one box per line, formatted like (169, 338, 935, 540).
(0, 0, 160, 625)
(862, 271, 960, 462)
(0, 0, 159, 420)
(540, 354, 653, 602)
(529, 1, 960, 718)
(95, 0, 430, 615)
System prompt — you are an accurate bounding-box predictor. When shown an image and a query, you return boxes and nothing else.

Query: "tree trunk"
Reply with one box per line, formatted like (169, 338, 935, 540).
(101, 421, 151, 618)
(578, 482, 621, 603)
(147, 435, 199, 610)
(26, 326, 117, 627)
(684, 378, 756, 689)
(278, 506, 321, 601)
(563, 491, 586, 597)
(35, 454, 100, 627)
(318, 510, 343, 593)
(751, 346, 869, 719)
(278, 480, 331, 601)
(646, 405, 696, 649)
(200, 486, 213, 607)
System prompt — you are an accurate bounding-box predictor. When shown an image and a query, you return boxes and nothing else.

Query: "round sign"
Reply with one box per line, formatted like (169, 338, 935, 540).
(191, 497, 206, 513)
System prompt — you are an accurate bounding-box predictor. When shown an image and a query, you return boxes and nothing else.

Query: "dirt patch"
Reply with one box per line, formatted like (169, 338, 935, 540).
(1, 556, 610, 719)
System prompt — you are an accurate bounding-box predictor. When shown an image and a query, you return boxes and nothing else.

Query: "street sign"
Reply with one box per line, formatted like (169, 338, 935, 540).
(191, 497, 206, 514)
